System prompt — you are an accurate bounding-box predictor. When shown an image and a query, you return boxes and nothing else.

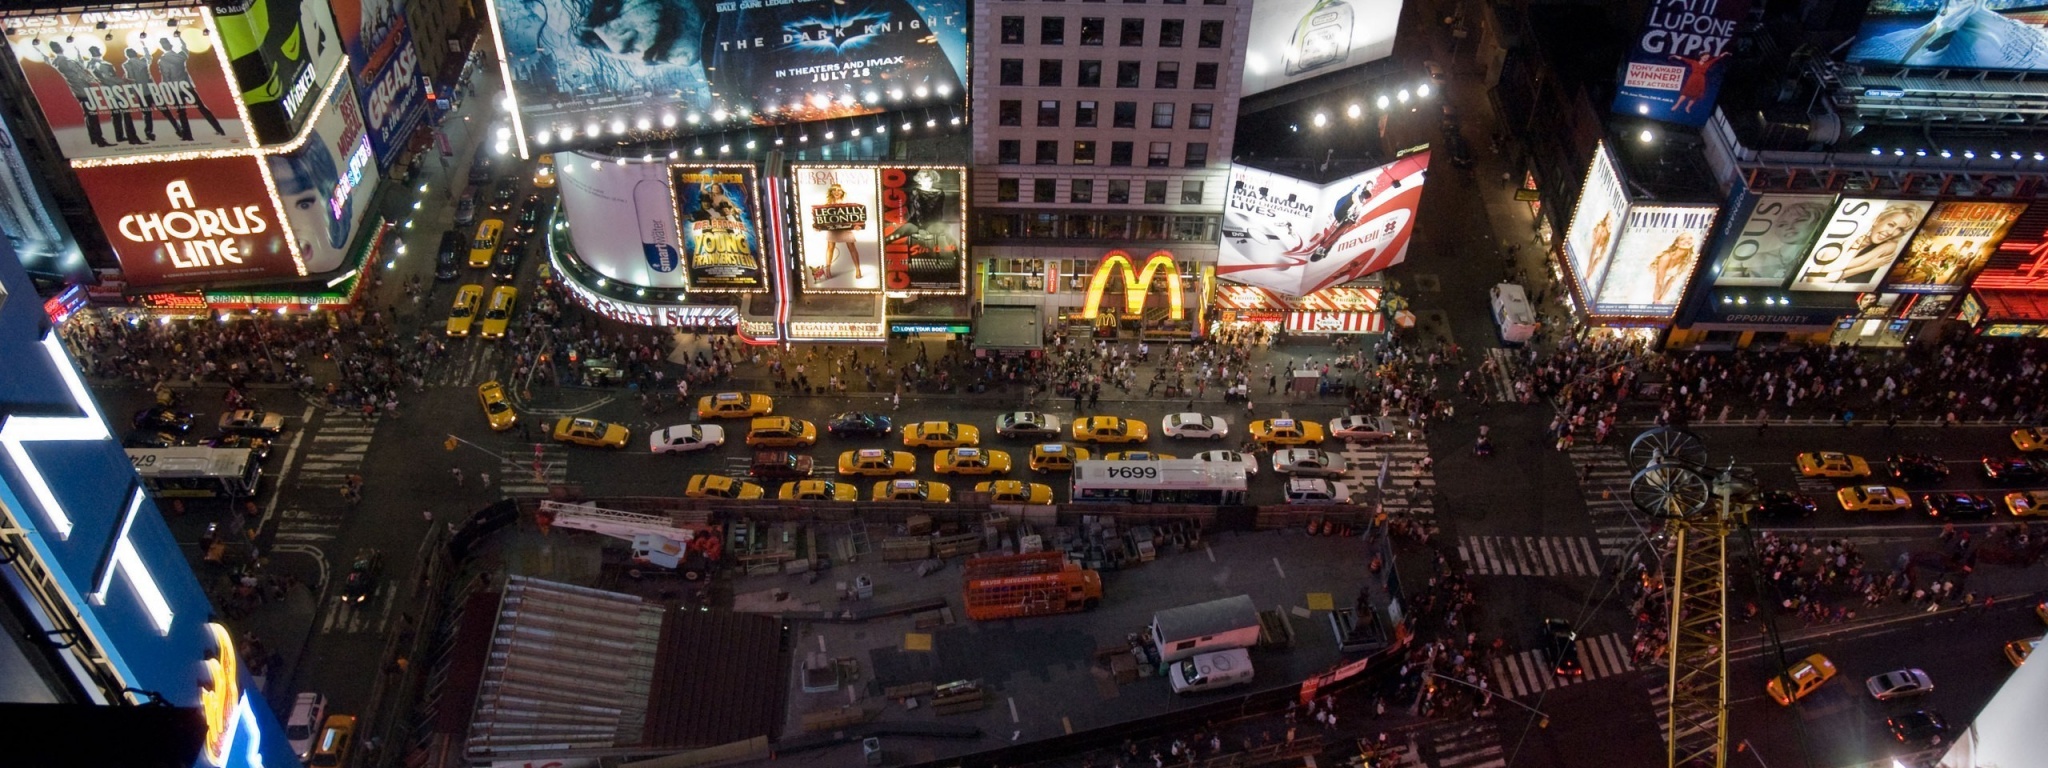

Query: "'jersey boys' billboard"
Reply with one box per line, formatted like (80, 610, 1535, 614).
(1611, 0, 1752, 127)
(3, 6, 253, 160)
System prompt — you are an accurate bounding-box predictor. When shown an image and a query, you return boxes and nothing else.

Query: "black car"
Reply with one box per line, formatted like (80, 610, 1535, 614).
(133, 407, 194, 434)
(1752, 490, 1817, 519)
(343, 549, 384, 605)
(826, 412, 894, 438)
(1886, 710, 1948, 746)
(204, 433, 273, 462)
(491, 246, 524, 282)
(1542, 618, 1582, 676)
(123, 430, 187, 449)
(1924, 492, 1997, 519)
(491, 181, 517, 211)
(1886, 453, 1950, 485)
(1981, 455, 2048, 483)
(515, 202, 542, 234)
(436, 231, 465, 280)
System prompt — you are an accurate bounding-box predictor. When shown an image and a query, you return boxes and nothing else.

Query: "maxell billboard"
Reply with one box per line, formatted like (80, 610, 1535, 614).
(1611, 0, 1752, 127)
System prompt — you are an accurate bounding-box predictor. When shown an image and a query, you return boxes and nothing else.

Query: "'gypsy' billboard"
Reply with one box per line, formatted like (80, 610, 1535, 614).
(331, 0, 428, 171)
(1711, 193, 1833, 287)
(793, 166, 883, 293)
(670, 165, 765, 290)
(488, 0, 968, 148)
(214, 0, 348, 144)
(1881, 201, 2025, 293)
(1596, 205, 1717, 316)
(1240, 0, 1403, 96)
(879, 167, 966, 293)
(1611, 0, 1752, 127)
(267, 75, 377, 276)
(2, 6, 252, 161)
(1789, 198, 1932, 292)
(1849, 0, 2048, 71)
(1217, 152, 1430, 297)
(556, 152, 686, 289)
(73, 155, 298, 287)
(1563, 143, 1629, 307)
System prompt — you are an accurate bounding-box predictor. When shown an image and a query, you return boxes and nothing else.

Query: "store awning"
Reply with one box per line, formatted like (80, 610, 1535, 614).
(1975, 290, 2048, 322)
(976, 306, 1043, 350)
(1286, 311, 1384, 334)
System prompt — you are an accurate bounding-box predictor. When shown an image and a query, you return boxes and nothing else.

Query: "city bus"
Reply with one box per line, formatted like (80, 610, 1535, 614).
(125, 447, 263, 499)
(1070, 459, 1247, 505)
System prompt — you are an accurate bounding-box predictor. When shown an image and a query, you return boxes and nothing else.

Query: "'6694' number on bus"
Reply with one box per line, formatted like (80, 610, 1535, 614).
(1106, 465, 1157, 479)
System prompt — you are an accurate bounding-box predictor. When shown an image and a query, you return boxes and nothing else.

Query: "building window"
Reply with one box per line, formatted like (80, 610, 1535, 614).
(1109, 179, 1131, 203)
(1181, 181, 1205, 205)
(1155, 62, 1180, 88)
(1198, 20, 1223, 47)
(1041, 16, 1065, 44)
(1036, 139, 1060, 164)
(1189, 102, 1213, 128)
(1081, 17, 1104, 44)
(1110, 141, 1134, 165)
(1116, 61, 1141, 87)
(1151, 102, 1175, 128)
(1038, 100, 1062, 126)
(1076, 100, 1099, 126)
(999, 140, 1021, 164)
(1034, 178, 1058, 203)
(999, 100, 1022, 126)
(1001, 16, 1025, 43)
(1000, 59, 1024, 85)
(1079, 60, 1103, 87)
(1071, 179, 1095, 203)
(1159, 19, 1184, 46)
(1039, 59, 1063, 86)
(1194, 62, 1218, 89)
(1147, 141, 1171, 166)
(1144, 180, 1168, 204)
(1113, 101, 1137, 127)
(1204, 0, 1224, 4)
(1185, 142, 1209, 168)
(997, 178, 1020, 202)
(1074, 140, 1097, 164)
(1120, 18, 1145, 45)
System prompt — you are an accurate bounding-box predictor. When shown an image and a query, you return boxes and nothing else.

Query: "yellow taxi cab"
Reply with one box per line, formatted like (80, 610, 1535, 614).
(1836, 485, 1911, 512)
(1249, 417, 1325, 447)
(476, 380, 516, 431)
(308, 714, 356, 768)
(2006, 637, 2041, 667)
(745, 416, 817, 448)
(2013, 427, 2048, 452)
(2005, 490, 2048, 517)
(873, 478, 952, 502)
(1028, 443, 1091, 472)
(1072, 416, 1149, 444)
(838, 448, 916, 476)
(936, 447, 1012, 475)
(480, 285, 516, 339)
(685, 474, 764, 499)
(533, 153, 557, 188)
(977, 480, 1054, 505)
(469, 219, 503, 268)
(698, 392, 774, 419)
(445, 284, 483, 337)
(1796, 452, 1870, 479)
(777, 479, 858, 502)
(1766, 653, 1837, 705)
(903, 421, 981, 448)
(552, 417, 630, 448)
(1104, 450, 1176, 461)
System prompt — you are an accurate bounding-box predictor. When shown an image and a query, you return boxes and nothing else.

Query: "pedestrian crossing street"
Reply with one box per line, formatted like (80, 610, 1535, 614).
(1403, 721, 1504, 768)
(501, 443, 570, 498)
(274, 423, 377, 545)
(316, 583, 399, 635)
(1568, 445, 1652, 562)
(1338, 440, 1436, 519)
(1488, 633, 1636, 699)
(1482, 349, 1518, 403)
(1457, 536, 1603, 577)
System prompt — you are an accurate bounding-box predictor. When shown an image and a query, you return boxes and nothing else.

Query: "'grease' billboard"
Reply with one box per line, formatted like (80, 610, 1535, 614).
(1881, 201, 2025, 293)
(556, 152, 686, 289)
(2, 6, 252, 161)
(1611, 0, 1751, 127)
(1217, 153, 1430, 297)
(793, 166, 883, 292)
(1711, 193, 1833, 287)
(1789, 198, 1932, 292)
(74, 155, 298, 287)
(1596, 204, 1716, 316)
(1563, 143, 1629, 307)
(1240, 0, 1403, 96)
(331, 0, 428, 171)
(670, 165, 765, 290)
(1849, 0, 2048, 71)
(879, 167, 966, 293)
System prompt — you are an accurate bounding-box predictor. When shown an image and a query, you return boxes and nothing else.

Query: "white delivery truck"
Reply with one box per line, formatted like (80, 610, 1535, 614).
(1169, 648, 1255, 694)
(1489, 283, 1539, 345)
(1152, 595, 1263, 663)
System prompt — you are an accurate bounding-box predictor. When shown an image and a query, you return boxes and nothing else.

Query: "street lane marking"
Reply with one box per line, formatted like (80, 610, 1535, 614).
(1272, 557, 1286, 579)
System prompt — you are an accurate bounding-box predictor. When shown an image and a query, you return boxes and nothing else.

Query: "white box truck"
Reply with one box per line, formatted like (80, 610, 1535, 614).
(1168, 648, 1255, 694)
(1152, 595, 1262, 663)
(1490, 283, 1539, 345)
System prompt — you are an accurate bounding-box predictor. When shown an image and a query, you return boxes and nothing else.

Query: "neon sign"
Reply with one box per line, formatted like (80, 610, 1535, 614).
(200, 622, 243, 765)
(114, 180, 270, 271)
(332, 137, 373, 221)
(1080, 250, 1184, 320)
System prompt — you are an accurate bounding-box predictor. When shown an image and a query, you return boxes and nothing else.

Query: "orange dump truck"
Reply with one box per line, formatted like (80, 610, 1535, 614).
(961, 552, 1103, 621)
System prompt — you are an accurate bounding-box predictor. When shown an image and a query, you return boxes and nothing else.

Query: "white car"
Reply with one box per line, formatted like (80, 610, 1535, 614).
(285, 692, 327, 761)
(1329, 415, 1417, 442)
(1285, 478, 1352, 505)
(1162, 413, 1229, 440)
(995, 411, 1062, 439)
(1272, 449, 1346, 477)
(1191, 450, 1259, 476)
(217, 409, 287, 437)
(1865, 669, 1934, 701)
(649, 424, 727, 454)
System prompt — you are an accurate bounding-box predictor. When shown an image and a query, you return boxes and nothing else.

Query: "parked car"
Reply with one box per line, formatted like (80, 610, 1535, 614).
(217, 409, 286, 437)
(133, 406, 194, 434)
(435, 230, 464, 281)
(453, 189, 477, 225)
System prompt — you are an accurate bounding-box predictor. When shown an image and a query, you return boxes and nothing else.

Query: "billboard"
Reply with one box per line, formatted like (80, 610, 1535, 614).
(74, 155, 299, 287)
(556, 152, 689, 289)
(2, 6, 252, 161)
(1240, 0, 1403, 95)
(670, 165, 765, 290)
(488, 0, 968, 147)
(268, 74, 377, 276)
(1881, 202, 2025, 293)
(1712, 193, 1833, 287)
(0, 111, 86, 280)
(1611, 0, 1752, 127)
(880, 167, 966, 293)
(214, 0, 347, 144)
(1216, 152, 1430, 297)
(793, 166, 883, 292)
(1596, 205, 1717, 316)
(1789, 198, 1932, 292)
(331, 0, 428, 171)
(1849, 0, 2048, 70)
(1563, 144, 1629, 306)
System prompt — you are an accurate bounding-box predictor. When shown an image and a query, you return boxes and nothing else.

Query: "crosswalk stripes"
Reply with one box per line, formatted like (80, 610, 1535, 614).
(424, 341, 505, 387)
(316, 582, 398, 635)
(501, 443, 569, 498)
(1406, 721, 1505, 768)
(273, 507, 343, 545)
(1567, 445, 1650, 561)
(1794, 475, 1838, 496)
(1457, 536, 1603, 576)
(1488, 633, 1636, 699)
(274, 422, 377, 545)
(1340, 441, 1436, 518)
(1646, 680, 1713, 748)
(1483, 349, 1518, 403)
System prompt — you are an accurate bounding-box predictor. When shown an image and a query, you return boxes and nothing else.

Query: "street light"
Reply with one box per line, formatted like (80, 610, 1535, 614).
(1422, 672, 1550, 728)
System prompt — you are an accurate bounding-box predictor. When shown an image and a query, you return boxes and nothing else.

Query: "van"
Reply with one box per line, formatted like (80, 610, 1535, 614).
(285, 692, 326, 761)
(1168, 648, 1254, 694)
(1490, 283, 1538, 345)
(307, 713, 356, 768)
(470, 219, 504, 268)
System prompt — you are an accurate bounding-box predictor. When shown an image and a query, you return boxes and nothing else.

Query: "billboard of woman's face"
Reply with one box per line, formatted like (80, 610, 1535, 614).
(268, 129, 350, 274)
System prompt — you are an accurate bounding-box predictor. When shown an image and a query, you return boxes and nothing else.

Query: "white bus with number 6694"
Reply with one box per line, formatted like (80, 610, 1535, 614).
(1070, 459, 1247, 505)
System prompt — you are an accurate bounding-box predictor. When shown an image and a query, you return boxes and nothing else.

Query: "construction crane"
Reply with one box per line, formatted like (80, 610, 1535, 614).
(1625, 428, 1757, 768)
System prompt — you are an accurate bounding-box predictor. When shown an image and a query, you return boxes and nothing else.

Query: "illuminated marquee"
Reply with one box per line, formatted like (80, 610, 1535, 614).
(201, 621, 242, 765)
(1080, 250, 1185, 320)
(116, 180, 271, 271)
